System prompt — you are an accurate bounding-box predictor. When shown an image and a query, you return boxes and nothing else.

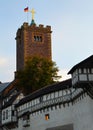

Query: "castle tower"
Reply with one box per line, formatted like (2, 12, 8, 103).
(15, 9, 52, 71)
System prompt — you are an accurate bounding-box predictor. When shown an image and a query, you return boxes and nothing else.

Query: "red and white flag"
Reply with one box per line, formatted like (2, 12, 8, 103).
(24, 7, 29, 12)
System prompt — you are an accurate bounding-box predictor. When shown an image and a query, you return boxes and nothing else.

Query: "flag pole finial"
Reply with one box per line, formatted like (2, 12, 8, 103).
(29, 8, 36, 25)
(30, 8, 36, 20)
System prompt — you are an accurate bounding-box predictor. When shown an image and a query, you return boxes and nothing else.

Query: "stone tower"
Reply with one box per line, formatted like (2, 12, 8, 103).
(15, 15, 52, 71)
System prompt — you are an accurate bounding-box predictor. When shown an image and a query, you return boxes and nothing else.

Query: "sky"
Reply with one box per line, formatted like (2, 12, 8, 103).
(0, 0, 93, 82)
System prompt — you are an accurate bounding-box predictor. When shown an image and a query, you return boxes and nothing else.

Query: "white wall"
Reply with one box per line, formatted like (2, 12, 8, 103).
(16, 94, 93, 130)
(73, 95, 93, 130)
(2, 106, 12, 124)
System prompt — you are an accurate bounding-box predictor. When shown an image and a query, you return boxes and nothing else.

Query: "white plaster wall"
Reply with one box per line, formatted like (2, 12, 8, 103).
(89, 74, 93, 81)
(73, 95, 93, 130)
(2, 106, 12, 124)
(79, 74, 87, 81)
(30, 105, 73, 130)
(17, 104, 73, 130)
(16, 95, 93, 130)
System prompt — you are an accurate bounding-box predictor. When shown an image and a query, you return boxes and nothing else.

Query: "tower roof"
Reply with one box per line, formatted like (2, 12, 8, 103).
(30, 19, 36, 26)
(68, 55, 93, 74)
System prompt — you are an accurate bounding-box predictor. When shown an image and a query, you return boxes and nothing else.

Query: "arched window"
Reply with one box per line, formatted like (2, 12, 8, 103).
(34, 36, 36, 41)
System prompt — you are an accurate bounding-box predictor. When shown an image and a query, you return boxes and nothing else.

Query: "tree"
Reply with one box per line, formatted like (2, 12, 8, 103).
(16, 56, 61, 95)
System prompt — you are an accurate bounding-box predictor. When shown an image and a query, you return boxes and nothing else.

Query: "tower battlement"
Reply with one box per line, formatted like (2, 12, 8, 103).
(18, 22, 52, 32)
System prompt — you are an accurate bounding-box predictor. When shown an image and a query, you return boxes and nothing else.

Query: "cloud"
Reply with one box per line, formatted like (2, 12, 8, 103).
(0, 57, 7, 67)
(58, 69, 71, 81)
(0, 57, 15, 82)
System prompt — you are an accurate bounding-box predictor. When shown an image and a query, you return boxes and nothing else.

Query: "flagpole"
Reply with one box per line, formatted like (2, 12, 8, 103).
(27, 0, 29, 23)
(27, 0, 31, 24)
(24, 0, 33, 24)
(24, 7, 29, 23)
(27, 12, 29, 23)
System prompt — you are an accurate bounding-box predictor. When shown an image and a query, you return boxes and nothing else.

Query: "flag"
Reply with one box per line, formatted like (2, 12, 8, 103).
(24, 7, 29, 12)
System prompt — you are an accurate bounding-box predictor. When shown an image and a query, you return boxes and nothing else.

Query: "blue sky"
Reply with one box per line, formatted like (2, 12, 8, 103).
(0, 0, 93, 82)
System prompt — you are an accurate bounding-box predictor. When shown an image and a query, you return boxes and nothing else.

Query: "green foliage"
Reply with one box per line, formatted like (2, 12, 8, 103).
(16, 57, 61, 95)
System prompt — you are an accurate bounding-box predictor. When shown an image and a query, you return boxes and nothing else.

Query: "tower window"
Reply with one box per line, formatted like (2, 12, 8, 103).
(34, 35, 42, 42)
(45, 114, 50, 120)
(34, 36, 36, 41)
(37, 36, 39, 41)
(40, 36, 42, 41)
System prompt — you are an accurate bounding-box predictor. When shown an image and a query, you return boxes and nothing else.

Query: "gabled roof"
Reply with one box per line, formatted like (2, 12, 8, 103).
(2, 92, 21, 109)
(16, 79, 72, 107)
(68, 55, 93, 74)
(0, 82, 10, 93)
(2, 80, 17, 97)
